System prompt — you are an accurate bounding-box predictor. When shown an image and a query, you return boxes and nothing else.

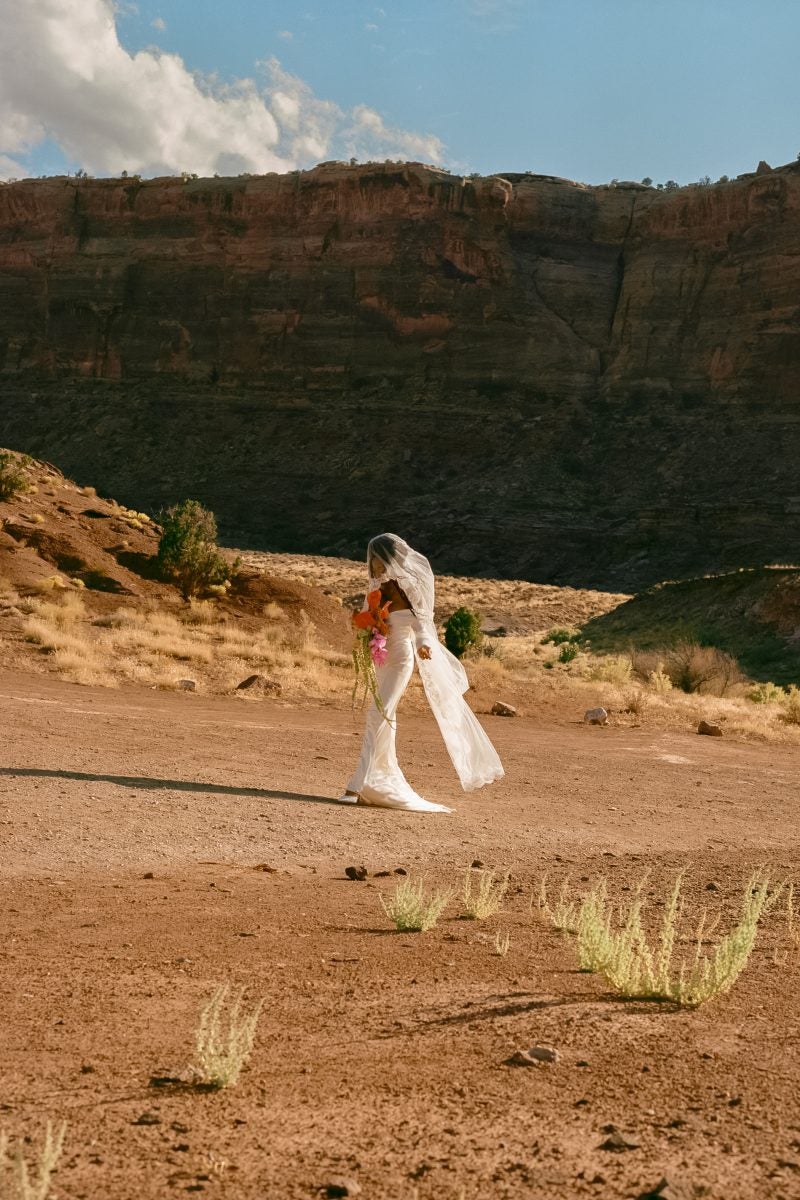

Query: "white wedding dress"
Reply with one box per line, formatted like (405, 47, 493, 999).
(344, 535, 505, 813)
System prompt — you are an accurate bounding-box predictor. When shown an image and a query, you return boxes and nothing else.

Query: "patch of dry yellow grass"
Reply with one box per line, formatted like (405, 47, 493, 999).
(15, 591, 348, 697)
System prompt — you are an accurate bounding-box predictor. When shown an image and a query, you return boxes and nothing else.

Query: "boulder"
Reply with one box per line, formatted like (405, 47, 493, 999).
(584, 706, 608, 726)
(491, 700, 517, 717)
(697, 719, 723, 737)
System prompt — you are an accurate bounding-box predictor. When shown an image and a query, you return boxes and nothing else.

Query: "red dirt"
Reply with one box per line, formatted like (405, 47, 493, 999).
(2, 670, 800, 1199)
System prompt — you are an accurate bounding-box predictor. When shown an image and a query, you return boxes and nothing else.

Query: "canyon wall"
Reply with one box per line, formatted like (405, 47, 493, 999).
(1, 160, 799, 587)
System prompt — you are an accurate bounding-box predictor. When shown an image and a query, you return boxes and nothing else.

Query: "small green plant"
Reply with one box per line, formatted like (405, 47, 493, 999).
(381, 878, 451, 932)
(574, 874, 777, 1007)
(194, 985, 263, 1089)
(461, 868, 509, 920)
(493, 930, 511, 957)
(156, 500, 233, 599)
(444, 607, 483, 659)
(541, 627, 580, 646)
(0, 451, 33, 501)
(748, 681, 785, 704)
(558, 642, 579, 663)
(0, 1120, 66, 1200)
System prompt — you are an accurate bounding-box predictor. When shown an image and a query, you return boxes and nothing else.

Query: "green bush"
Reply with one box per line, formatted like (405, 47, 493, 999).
(0, 451, 32, 501)
(156, 500, 232, 599)
(542, 627, 580, 646)
(749, 681, 785, 704)
(444, 606, 483, 659)
(558, 642, 579, 663)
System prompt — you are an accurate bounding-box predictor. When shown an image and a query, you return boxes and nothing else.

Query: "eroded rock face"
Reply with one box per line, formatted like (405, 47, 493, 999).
(1, 160, 799, 588)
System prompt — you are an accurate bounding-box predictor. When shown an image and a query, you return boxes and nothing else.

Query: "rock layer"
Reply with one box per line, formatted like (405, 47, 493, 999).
(1, 161, 799, 587)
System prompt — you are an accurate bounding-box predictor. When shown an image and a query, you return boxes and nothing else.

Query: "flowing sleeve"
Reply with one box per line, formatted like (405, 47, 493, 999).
(409, 612, 435, 653)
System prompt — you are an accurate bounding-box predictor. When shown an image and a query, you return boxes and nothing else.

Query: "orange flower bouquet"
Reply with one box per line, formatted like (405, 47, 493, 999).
(352, 589, 391, 715)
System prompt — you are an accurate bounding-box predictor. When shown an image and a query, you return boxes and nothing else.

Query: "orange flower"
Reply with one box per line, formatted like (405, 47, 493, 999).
(352, 589, 392, 634)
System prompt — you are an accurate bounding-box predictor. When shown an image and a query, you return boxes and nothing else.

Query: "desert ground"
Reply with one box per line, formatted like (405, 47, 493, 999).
(3, 666, 800, 1200)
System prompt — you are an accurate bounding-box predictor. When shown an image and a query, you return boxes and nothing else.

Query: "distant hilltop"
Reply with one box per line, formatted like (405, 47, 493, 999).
(1, 159, 799, 588)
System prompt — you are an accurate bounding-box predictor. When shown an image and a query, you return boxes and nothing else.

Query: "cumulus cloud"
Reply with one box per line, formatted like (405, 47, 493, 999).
(0, 0, 445, 180)
(151, 16, 166, 31)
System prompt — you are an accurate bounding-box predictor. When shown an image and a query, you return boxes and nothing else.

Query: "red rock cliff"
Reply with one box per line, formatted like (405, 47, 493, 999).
(1, 160, 799, 586)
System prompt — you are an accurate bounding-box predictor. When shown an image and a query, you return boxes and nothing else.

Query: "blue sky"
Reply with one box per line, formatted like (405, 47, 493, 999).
(2, 1, 799, 184)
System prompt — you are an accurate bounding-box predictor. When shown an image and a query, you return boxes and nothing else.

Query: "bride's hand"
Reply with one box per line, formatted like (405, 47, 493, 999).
(418, 645, 432, 660)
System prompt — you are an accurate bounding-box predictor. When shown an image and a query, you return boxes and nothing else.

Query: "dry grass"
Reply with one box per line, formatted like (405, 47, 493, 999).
(0, 1121, 66, 1200)
(493, 931, 511, 957)
(13, 592, 347, 698)
(194, 985, 263, 1090)
(381, 878, 452, 933)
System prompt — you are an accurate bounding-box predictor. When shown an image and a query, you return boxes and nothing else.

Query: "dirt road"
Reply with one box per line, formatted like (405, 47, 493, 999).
(2, 672, 799, 1199)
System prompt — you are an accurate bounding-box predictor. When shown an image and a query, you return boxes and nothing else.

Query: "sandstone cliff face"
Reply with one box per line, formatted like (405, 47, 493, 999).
(1, 161, 799, 587)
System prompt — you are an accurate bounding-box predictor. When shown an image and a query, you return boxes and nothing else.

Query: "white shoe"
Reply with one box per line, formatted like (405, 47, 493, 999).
(357, 792, 451, 814)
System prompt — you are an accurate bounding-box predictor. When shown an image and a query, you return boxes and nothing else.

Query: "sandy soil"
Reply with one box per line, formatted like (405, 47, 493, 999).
(2, 670, 800, 1200)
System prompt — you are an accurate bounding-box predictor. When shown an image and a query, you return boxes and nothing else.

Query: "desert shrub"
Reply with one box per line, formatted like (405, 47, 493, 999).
(624, 687, 651, 718)
(662, 640, 742, 696)
(587, 653, 633, 686)
(542, 627, 579, 645)
(558, 642, 579, 663)
(444, 606, 482, 659)
(749, 681, 785, 705)
(156, 500, 232, 599)
(535, 874, 579, 933)
(0, 1120, 66, 1200)
(194, 985, 263, 1089)
(782, 685, 800, 725)
(0, 452, 33, 501)
(381, 878, 451, 932)
(648, 663, 673, 694)
(574, 874, 776, 1007)
(461, 868, 509, 919)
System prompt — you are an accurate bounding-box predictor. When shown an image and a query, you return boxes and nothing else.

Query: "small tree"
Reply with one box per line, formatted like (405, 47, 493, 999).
(0, 451, 32, 501)
(156, 499, 231, 598)
(444, 606, 483, 659)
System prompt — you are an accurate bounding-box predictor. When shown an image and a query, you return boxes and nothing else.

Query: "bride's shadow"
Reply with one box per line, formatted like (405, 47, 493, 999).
(0, 766, 341, 807)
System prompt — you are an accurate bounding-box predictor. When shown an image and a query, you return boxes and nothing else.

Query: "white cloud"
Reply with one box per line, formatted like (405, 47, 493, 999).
(151, 16, 166, 31)
(277, 29, 293, 40)
(0, 0, 445, 179)
(0, 153, 27, 179)
(365, 22, 379, 32)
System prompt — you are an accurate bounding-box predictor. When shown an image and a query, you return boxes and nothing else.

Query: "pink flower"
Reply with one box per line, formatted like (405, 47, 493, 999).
(370, 630, 388, 666)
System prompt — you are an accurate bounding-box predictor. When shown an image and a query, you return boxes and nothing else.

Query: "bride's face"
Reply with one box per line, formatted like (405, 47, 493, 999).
(370, 556, 386, 578)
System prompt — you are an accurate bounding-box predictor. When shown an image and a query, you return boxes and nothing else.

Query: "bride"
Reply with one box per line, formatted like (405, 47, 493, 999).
(341, 533, 504, 813)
